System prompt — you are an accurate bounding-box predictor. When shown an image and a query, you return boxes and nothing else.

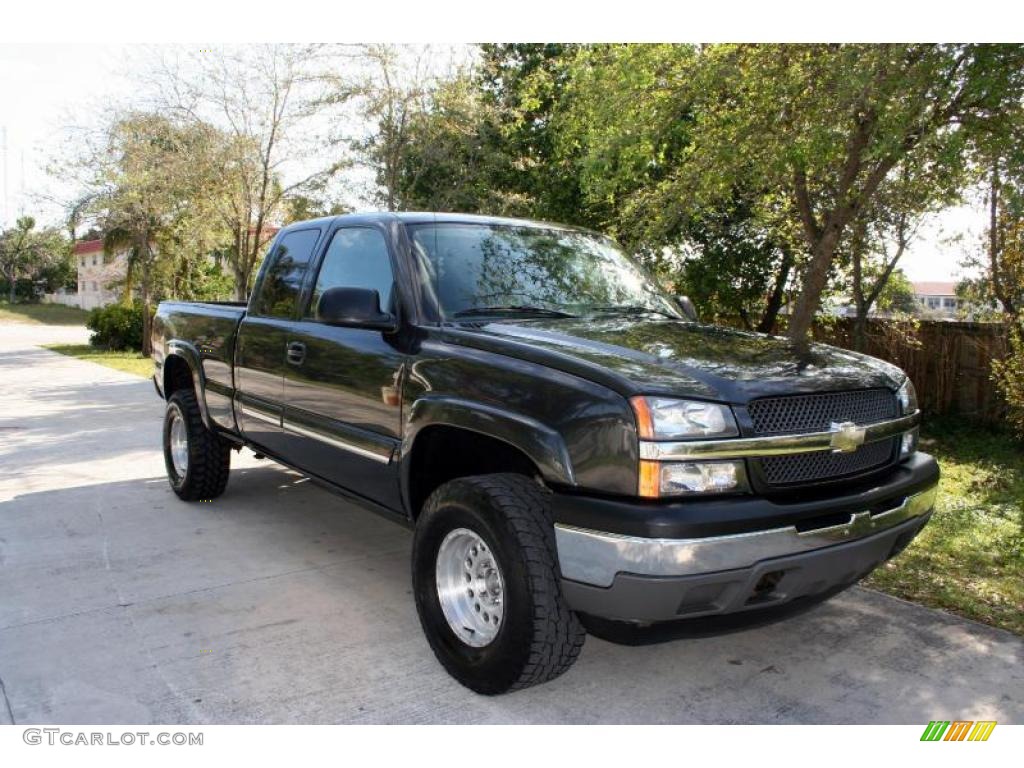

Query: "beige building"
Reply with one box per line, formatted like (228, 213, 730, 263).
(71, 239, 130, 310)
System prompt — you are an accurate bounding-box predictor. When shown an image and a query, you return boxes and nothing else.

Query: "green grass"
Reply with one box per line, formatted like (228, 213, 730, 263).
(0, 301, 89, 325)
(865, 416, 1024, 635)
(43, 343, 153, 378)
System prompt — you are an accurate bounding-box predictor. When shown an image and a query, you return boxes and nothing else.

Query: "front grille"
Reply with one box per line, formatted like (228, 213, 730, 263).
(760, 440, 895, 486)
(747, 389, 898, 488)
(748, 388, 896, 435)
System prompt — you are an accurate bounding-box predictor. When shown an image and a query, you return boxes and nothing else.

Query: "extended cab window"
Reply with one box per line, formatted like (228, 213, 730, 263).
(252, 228, 321, 318)
(309, 227, 394, 317)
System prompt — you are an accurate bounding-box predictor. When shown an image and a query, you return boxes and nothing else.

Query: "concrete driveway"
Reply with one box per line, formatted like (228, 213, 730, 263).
(1, 322, 1021, 724)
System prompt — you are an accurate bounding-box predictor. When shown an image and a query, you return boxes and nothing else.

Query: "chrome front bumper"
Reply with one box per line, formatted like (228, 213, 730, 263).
(555, 484, 938, 588)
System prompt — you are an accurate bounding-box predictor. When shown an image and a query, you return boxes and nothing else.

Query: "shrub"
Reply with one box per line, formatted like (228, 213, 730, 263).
(86, 302, 144, 351)
(993, 316, 1024, 439)
(0, 277, 40, 302)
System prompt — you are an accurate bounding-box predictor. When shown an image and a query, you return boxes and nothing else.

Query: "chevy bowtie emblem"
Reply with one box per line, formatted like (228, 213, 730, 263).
(829, 421, 866, 453)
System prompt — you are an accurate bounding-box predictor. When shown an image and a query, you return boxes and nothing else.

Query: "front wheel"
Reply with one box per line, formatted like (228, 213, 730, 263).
(163, 390, 231, 501)
(412, 474, 585, 694)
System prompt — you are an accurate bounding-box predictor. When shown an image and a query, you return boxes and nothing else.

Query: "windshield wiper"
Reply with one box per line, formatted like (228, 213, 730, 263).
(453, 305, 578, 319)
(587, 304, 677, 319)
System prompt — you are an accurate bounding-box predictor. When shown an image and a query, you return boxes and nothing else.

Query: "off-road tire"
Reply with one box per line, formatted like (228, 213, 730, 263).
(412, 473, 585, 694)
(163, 390, 231, 501)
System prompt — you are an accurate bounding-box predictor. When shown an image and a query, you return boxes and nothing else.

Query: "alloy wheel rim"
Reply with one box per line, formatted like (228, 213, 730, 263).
(435, 527, 504, 647)
(169, 408, 189, 478)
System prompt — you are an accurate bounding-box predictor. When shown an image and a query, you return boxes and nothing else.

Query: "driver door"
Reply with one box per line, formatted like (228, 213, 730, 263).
(279, 225, 405, 509)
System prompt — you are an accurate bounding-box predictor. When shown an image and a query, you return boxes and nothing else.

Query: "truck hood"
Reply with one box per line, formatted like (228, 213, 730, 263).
(448, 316, 905, 402)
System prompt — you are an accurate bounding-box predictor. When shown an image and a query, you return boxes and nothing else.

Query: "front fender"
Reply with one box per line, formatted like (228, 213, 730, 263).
(401, 395, 577, 488)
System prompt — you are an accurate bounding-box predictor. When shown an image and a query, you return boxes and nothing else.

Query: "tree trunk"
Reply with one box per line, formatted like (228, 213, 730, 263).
(787, 229, 840, 347)
(988, 159, 1017, 318)
(850, 220, 868, 352)
(737, 308, 753, 331)
(8, 271, 15, 304)
(852, 314, 868, 352)
(140, 237, 153, 358)
(231, 228, 247, 301)
(122, 257, 135, 306)
(141, 277, 152, 356)
(757, 247, 793, 334)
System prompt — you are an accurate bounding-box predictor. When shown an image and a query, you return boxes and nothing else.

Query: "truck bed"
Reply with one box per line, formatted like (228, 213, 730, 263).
(153, 300, 249, 434)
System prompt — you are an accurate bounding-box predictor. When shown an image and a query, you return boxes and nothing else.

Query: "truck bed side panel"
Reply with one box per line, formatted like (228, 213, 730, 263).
(154, 301, 247, 434)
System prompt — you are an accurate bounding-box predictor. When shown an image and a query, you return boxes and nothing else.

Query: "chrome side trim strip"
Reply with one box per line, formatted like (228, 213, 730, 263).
(639, 411, 921, 461)
(283, 418, 392, 464)
(555, 484, 937, 587)
(240, 404, 281, 427)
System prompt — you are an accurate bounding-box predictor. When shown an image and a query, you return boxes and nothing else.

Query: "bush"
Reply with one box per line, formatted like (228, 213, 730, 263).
(0, 277, 40, 302)
(993, 316, 1024, 440)
(86, 302, 144, 351)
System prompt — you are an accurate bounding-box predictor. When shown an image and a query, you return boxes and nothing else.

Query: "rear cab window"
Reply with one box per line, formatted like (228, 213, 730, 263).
(251, 228, 322, 318)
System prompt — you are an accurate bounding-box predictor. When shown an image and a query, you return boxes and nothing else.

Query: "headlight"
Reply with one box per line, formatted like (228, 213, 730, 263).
(639, 459, 748, 498)
(897, 378, 919, 457)
(897, 378, 918, 414)
(631, 396, 739, 440)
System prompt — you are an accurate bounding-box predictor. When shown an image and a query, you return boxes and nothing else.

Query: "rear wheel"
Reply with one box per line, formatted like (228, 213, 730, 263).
(163, 390, 231, 501)
(412, 473, 585, 694)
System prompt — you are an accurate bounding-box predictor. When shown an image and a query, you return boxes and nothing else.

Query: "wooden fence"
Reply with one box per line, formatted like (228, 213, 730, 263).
(813, 318, 1010, 424)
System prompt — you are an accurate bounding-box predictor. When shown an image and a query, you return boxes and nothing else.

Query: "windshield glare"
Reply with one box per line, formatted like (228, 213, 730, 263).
(409, 223, 680, 320)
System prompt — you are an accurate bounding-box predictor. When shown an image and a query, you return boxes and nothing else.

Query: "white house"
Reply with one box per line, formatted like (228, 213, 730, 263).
(912, 281, 960, 317)
(69, 239, 132, 310)
(43, 239, 133, 310)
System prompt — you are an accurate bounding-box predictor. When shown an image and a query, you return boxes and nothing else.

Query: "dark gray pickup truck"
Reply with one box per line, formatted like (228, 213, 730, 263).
(152, 212, 939, 694)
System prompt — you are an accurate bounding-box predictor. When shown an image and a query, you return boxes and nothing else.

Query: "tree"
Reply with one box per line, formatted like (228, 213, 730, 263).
(956, 89, 1024, 324)
(874, 268, 918, 315)
(0, 217, 69, 303)
(981, 149, 1024, 320)
(283, 193, 349, 224)
(392, 74, 526, 214)
(85, 112, 226, 352)
(990, 223, 1024, 437)
(527, 44, 801, 331)
(346, 44, 434, 212)
(675, 44, 1024, 345)
(0, 217, 41, 303)
(670, 198, 799, 332)
(847, 209, 916, 347)
(477, 43, 588, 224)
(155, 45, 344, 298)
(840, 144, 966, 347)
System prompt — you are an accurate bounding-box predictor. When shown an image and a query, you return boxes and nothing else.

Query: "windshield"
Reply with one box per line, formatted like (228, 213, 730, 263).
(408, 223, 680, 320)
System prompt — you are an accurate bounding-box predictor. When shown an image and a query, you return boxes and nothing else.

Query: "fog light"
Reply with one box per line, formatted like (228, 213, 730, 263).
(901, 427, 919, 457)
(639, 460, 747, 497)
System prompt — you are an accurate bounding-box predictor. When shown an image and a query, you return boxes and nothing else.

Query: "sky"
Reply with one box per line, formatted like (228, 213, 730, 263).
(0, 43, 986, 283)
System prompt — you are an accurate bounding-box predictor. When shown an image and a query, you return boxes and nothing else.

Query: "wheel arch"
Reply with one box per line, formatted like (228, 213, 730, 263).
(401, 396, 576, 519)
(162, 342, 215, 431)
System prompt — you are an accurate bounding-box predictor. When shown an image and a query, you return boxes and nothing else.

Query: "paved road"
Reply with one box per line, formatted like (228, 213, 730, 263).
(1, 322, 1021, 724)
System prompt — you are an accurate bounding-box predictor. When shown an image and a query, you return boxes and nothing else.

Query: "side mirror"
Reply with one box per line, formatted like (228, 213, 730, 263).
(675, 295, 699, 322)
(317, 286, 397, 332)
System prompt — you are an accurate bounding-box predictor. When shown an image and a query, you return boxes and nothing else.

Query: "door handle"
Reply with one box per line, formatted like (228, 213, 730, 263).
(286, 341, 306, 366)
